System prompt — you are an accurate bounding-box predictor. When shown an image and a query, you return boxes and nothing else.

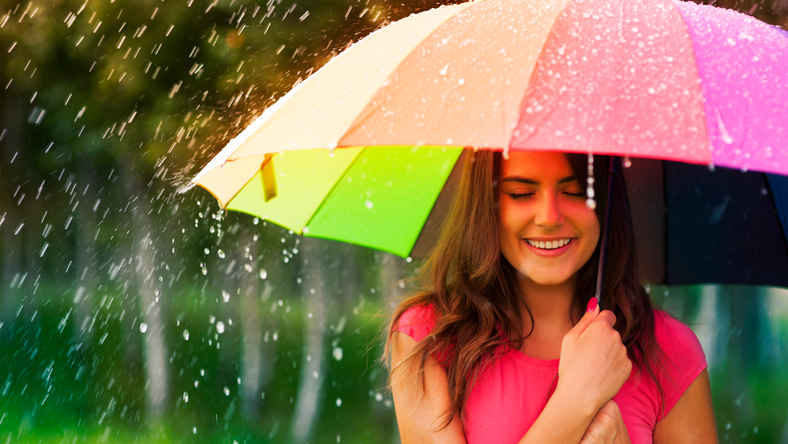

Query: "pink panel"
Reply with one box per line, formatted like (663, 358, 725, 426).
(510, 0, 711, 164)
(673, 1, 788, 175)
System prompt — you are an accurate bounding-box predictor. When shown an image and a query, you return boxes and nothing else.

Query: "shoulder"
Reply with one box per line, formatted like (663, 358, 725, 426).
(652, 310, 708, 420)
(653, 310, 706, 360)
(392, 303, 438, 343)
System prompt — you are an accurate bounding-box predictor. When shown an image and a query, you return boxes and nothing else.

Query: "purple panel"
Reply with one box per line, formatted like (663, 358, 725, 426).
(673, 1, 788, 176)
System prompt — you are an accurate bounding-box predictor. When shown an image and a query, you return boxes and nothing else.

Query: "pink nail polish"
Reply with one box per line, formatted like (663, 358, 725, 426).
(586, 297, 598, 312)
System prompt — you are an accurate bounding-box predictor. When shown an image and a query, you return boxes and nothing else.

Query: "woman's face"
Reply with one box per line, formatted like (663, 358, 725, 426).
(498, 151, 600, 287)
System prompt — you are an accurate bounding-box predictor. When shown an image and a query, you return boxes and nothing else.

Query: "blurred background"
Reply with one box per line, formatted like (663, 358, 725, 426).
(0, 0, 787, 442)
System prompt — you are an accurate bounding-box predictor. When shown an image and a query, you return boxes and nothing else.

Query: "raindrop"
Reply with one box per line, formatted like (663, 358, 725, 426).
(336, 398, 342, 407)
(725, 422, 732, 430)
(216, 321, 225, 334)
(204, 248, 210, 254)
(252, 217, 259, 225)
(139, 322, 148, 333)
(183, 392, 189, 403)
(332, 347, 343, 361)
(223, 387, 230, 396)
(183, 329, 190, 340)
(364, 200, 373, 209)
(259, 269, 268, 279)
(217, 249, 225, 258)
(375, 393, 383, 402)
(439, 63, 449, 76)
(622, 156, 632, 168)
(222, 291, 230, 303)
(586, 153, 596, 209)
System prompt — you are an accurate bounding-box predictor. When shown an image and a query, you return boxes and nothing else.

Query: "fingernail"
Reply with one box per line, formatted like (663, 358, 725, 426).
(586, 297, 598, 312)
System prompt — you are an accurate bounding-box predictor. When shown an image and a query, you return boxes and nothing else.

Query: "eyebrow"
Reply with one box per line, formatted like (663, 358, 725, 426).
(501, 175, 577, 185)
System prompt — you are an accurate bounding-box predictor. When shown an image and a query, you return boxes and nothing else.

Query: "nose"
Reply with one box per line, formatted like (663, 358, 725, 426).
(535, 192, 565, 228)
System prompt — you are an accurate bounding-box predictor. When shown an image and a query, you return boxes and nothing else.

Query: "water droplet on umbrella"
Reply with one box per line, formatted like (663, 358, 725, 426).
(222, 291, 230, 303)
(223, 386, 230, 396)
(622, 156, 632, 168)
(183, 392, 189, 402)
(336, 398, 342, 407)
(260, 269, 268, 279)
(216, 321, 225, 334)
(204, 248, 210, 255)
(217, 249, 225, 258)
(333, 347, 343, 361)
(139, 322, 148, 333)
(183, 329, 190, 340)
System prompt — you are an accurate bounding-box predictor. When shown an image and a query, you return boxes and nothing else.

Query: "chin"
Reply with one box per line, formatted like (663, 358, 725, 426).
(515, 264, 576, 287)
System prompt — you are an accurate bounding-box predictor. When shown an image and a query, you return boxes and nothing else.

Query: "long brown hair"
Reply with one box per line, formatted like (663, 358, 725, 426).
(385, 150, 660, 429)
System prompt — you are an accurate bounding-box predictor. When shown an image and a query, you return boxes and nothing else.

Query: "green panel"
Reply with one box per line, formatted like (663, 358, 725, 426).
(305, 146, 463, 256)
(227, 147, 363, 231)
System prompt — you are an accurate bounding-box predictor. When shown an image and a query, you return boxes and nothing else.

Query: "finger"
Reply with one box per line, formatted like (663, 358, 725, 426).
(570, 297, 599, 336)
(594, 309, 617, 328)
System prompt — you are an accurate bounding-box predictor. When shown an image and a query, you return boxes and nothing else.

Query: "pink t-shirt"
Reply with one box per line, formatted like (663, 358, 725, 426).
(394, 304, 707, 444)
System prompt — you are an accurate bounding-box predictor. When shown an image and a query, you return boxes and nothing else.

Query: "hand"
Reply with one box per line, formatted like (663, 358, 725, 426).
(556, 298, 632, 412)
(580, 400, 632, 444)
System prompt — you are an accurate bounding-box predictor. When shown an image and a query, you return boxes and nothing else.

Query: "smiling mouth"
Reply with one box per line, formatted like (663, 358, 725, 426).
(525, 238, 574, 250)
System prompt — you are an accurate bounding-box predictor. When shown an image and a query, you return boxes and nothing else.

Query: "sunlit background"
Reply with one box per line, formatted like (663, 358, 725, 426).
(0, 0, 787, 442)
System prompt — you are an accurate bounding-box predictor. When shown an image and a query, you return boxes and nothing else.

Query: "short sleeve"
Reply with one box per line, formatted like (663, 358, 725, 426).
(392, 304, 437, 343)
(653, 311, 708, 421)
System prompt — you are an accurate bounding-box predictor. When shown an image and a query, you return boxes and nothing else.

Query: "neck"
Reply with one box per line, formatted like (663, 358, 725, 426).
(517, 275, 581, 345)
(519, 275, 582, 325)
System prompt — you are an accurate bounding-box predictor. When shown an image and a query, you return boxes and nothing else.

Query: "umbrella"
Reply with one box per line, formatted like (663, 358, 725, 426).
(190, 0, 788, 287)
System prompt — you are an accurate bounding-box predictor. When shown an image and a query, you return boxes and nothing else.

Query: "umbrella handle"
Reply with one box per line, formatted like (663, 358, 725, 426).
(594, 156, 620, 309)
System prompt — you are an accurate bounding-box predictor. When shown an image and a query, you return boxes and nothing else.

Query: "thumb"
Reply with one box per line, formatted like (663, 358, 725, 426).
(570, 297, 599, 336)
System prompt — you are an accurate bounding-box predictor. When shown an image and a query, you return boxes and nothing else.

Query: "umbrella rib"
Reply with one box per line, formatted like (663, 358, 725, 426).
(300, 147, 367, 234)
(221, 156, 276, 210)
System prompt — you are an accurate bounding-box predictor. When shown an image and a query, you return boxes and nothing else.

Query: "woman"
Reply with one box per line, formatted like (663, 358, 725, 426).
(386, 150, 717, 443)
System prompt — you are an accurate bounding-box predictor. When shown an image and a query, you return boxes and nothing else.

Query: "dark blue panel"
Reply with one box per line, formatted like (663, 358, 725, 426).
(767, 174, 788, 242)
(665, 163, 788, 287)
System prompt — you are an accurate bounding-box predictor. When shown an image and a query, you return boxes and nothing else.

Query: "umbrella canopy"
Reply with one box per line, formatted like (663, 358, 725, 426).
(192, 0, 788, 286)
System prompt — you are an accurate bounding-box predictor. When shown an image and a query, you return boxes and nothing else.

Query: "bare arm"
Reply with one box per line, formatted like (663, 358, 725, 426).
(653, 369, 717, 444)
(390, 332, 467, 444)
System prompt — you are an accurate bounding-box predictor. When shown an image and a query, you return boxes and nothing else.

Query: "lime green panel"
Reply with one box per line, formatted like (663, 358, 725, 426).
(227, 147, 363, 231)
(305, 146, 463, 256)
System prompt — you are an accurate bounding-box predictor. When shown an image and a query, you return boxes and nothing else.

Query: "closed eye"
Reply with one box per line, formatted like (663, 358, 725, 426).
(563, 192, 585, 198)
(507, 192, 534, 200)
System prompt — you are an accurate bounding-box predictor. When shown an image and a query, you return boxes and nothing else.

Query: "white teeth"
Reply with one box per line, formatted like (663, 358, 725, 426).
(527, 239, 572, 250)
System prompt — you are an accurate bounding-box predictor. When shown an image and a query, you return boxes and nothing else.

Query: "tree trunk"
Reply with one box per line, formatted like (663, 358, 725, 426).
(119, 158, 169, 423)
(73, 159, 98, 346)
(290, 237, 327, 443)
(0, 93, 25, 330)
(240, 232, 276, 419)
